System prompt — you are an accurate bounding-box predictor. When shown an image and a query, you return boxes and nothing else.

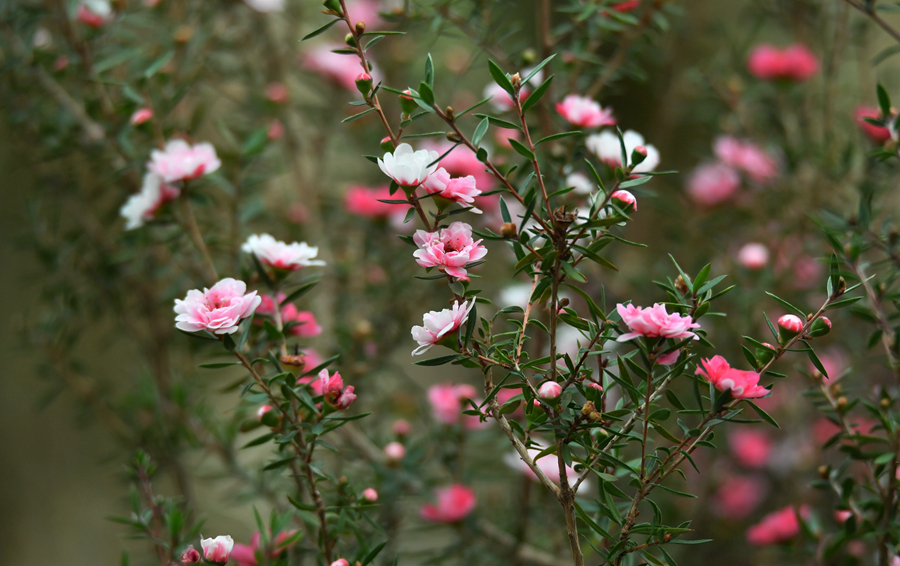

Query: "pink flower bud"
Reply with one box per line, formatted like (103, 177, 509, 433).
(362, 488, 379, 501)
(835, 510, 853, 523)
(399, 89, 418, 115)
(53, 55, 69, 71)
(630, 145, 648, 166)
(331, 560, 350, 566)
(200, 535, 234, 564)
(809, 316, 832, 338)
(538, 381, 562, 399)
(130, 107, 153, 125)
(610, 189, 637, 211)
(384, 441, 406, 460)
(267, 120, 285, 140)
(181, 546, 201, 563)
(587, 382, 603, 392)
(356, 72, 373, 96)
(256, 405, 273, 420)
(380, 136, 394, 152)
(335, 385, 356, 409)
(738, 243, 769, 270)
(266, 82, 289, 103)
(392, 419, 411, 436)
(777, 314, 804, 334)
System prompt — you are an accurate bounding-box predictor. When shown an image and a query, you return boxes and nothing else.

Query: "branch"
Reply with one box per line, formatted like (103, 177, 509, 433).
(840, 0, 900, 45)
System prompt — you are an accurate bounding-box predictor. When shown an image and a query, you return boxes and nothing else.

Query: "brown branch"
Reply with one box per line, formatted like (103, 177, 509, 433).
(840, 0, 900, 45)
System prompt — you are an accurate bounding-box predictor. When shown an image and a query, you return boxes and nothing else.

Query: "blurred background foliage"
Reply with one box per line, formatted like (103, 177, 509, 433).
(3, 0, 900, 564)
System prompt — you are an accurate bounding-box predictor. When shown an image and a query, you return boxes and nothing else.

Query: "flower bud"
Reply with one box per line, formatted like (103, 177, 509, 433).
(267, 120, 284, 140)
(399, 89, 418, 116)
(380, 136, 394, 152)
(836, 396, 848, 410)
(610, 189, 637, 212)
(500, 222, 517, 238)
(630, 146, 648, 166)
(392, 419, 411, 436)
(581, 401, 596, 416)
(355, 21, 366, 34)
(331, 560, 350, 566)
(538, 381, 562, 400)
(355, 72, 373, 96)
(510, 73, 522, 89)
(362, 488, 378, 501)
(130, 108, 154, 126)
(384, 441, 406, 461)
(521, 48, 537, 65)
(322, 0, 342, 15)
(280, 354, 307, 375)
(755, 342, 777, 364)
(181, 546, 201, 564)
(817, 464, 830, 478)
(674, 275, 689, 295)
(777, 314, 804, 343)
(344, 33, 357, 47)
(200, 535, 234, 565)
(446, 132, 462, 143)
(588, 410, 603, 422)
(587, 382, 603, 392)
(881, 397, 892, 409)
(445, 106, 455, 121)
(808, 317, 832, 338)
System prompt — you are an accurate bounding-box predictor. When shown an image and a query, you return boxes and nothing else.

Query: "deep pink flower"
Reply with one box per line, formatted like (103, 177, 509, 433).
(714, 475, 767, 519)
(174, 278, 261, 335)
(422, 168, 482, 212)
(148, 139, 221, 182)
(738, 242, 769, 269)
(615, 303, 700, 342)
(76, 1, 112, 27)
(746, 505, 807, 545)
(695, 356, 769, 399)
(130, 108, 153, 125)
(730, 429, 773, 468)
(242, 233, 325, 271)
(345, 185, 408, 220)
(201, 535, 234, 564)
(611, 190, 637, 211)
(855, 106, 893, 143)
(555, 95, 616, 128)
(747, 43, 818, 82)
(657, 349, 680, 366)
(413, 222, 488, 279)
(231, 530, 298, 566)
(181, 546, 202, 563)
(426, 141, 496, 191)
(713, 136, 779, 184)
(120, 172, 180, 230)
(281, 304, 322, 337)
(686, 162, 741, 206)
(267, 120, 284, 140)
(420, 484, 476, 523)
(301, 44, 373, 90)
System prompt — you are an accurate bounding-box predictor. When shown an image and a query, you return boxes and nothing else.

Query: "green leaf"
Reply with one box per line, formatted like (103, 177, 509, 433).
(472, 117, 490, 147)
(488, 59, 514, 95)
(199, 361, 242, 369)
(415, 354, 464, 366)
(521, 75, 553, 113)
(746, 401, 779, 428)
(473, 113, 522, 130)
(342, 107, 376, 123)
(522, 54, 556, 84)
(561, 261, 587, 283)
(280, 278, 320, 306)
(617, 175, 652, 189)
(144, 50, 175, 79)
(302, 18, 342, 40)
(242, 128, 268, 156)
(243, 432, 276, 448)
(535, 131, 581, 145)
(424, 53, 434, 88)
(878, 83, 892, 118)
(508, 138, 535, 160)
(361, 541, 387, 566)
(765, 292, 806, 317)
(418, 81, 435, 106)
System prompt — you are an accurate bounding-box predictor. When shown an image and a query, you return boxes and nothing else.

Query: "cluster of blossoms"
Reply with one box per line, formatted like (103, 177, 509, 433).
(686, 136, 779, 207)
(746, 43, 819, 82)
(308, 368, 356, 409)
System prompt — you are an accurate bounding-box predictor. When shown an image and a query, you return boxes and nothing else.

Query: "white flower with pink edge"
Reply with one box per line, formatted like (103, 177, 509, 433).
(200, 535, 234, 564)
(120, 172, 180, 230)
(555, 94, 616, 128)
(148, 139, 221, 183)
(378, 143, 439, 188)
(174, 278, 261, 335)
(422, 168, 482, 213)
(241, 233, 325, 271)
(411, 299, 476, 355)
(585, 130, 660, 173)
(413, 222, 488, 279)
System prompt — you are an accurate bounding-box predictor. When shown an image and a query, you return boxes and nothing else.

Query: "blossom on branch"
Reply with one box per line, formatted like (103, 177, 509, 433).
(695, 356, 769, 399)
(148, 139, 221, 182)
(242, 234, 325, 271)
(412, 222, 487, 279)
(411, 299, 476, 355)
(615, 303, 700, 342)
(173, 278, 261, 335)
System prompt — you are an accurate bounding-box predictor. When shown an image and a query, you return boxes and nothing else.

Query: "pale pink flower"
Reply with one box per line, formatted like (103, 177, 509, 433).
(426, 141, 496, 191)
(242, 233, 325, 271)
(413, 222, 488, 279)
(76, 0, 112, 27)
(585, 130, 660, 173)
(245, 0, 284, 11)
(378, 143, 440, 187)
(484, 83, 521, 113)
(777, 314, 804, 334)
(201, 535, 234, 564)
(384, 441, 406, 460)
(615, 303, 700, 342)
(427, 383, 487, 429)
(856, 105, 893, 143)
(567, 172, 594, 195)
(504, 447, 591, 494)
(267, 120, 284, 140)
(555, 95, 616, 128)
(331, 560, 350, 566)
(130, 108, 153, 125)
(686, 162, 740, 206)
(422, 168, 482, 212)
(265, 82, 289, 103)
(148, 139, 221, 182)
(713, 475, 767, 519)
(412, 299, 475, 355)
(538, 381, 562, 399)
(747, 43, 819, 82)
(173, 278, 261, 335)
(53, 55, 69, 72)
(835, 510, 853, 523)
(611, 189, 637, 211)
(738, 243, 769, 269)
(713, 136, 779, 184)
(746, 505, 807, 545)
(344, 0, 385, 28)
(301, 44, 372, 90)
(730, 429, 773, 468)
(32, 27, 52, 49)
(695, 356, 769, 399)
(362, 488, 378, 502)
(657, 349, 680, 366)
(120, 172, 180, 230)
(420, 484, 476, 523)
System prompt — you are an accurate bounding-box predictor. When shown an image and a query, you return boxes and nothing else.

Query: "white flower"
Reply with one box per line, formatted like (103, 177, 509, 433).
(148, 139, 222, 183)
(244, 0, 283, 11)
(378, 143, 440, 187)
(241, 233, 326, 271)
(566, 172, 594, 195)
(585, 129, 660, 174)
(411, 299, 476, 355)
(200, 535, 234, 564)
(120, 172, 180, 230)
(503, 446, 591, 494)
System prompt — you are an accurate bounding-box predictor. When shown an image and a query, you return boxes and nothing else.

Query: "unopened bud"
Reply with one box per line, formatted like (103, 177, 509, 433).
(322, 0, 342, 15)
(355, 72, 373, 96)
(610, 190, 637, 212)
(808, 317, 832, 338)
(630, 146, 648, 166)
(521, 48, 537, 65)
(392, 419, 411, 436)
(380, 136, 394, 152)
(674, 275, 689, 295)
(182, 546, 201, 564)
(881, 397, 892, 409)
(538, 381, 562, 400)
(818, 464, 830, 478)
(174, 25, 193, 44)
(280, 354, 307, 375)
(445, 106, 455, 121)
(777, 314, 804, 343)
(588, 411, 603, 422)
(837, 276, 846, 296)
(756, 342, 777, 365)
(355, 21, 366, 34)
(836, 396, 848, 410)
(558, 298, 570, 309)
(384, 441, 406, 461)
(362, 488, 378, 501)
(344, 33, 357, 47)
(510, 73, 522, 89)
(446, 132, 462, 143)
(399, 89, 417, 116)
(500, 222, 517, 238)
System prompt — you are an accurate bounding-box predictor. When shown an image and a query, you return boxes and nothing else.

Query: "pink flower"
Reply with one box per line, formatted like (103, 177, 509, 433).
(301, 45, 372, 90)
(426, 141, 496, 191)
(345, 185, 408, 221)
(686, 162, 741, 206)
(148, 139, 221, 182)
(855, 105, 893, 143)
(422, 168, 483, 212)
(747, 43, 819, 82)
(586, 130, 660, 173)
(413, 222, 488, 279)
(714, 475, 767, 519)
(657, 349, 680, 366)
(729, 429, 773, 468)
(242, 233, 325, 271)
(281, 304, 322, 337)
(411, 299, 475, 355)
(746, 505, 807, 545)
(384, 441, 406, 460)
(331, 560, 350, 566)
(231, 531, 298, 566)
(835, 510, 853, 523)
(427, 383, 487, 429)
(76, 0, 112, 27)
(420, 484, 476, 523)
(615, 303, 701, 342)
(504, 447, 591, 493)
(130, 108, 153, 125)
(538, 381, 562, 399)
(555, 95, 616, 128)
(695, 356, 769, 399)
(713, 136, 779, 184)
(313, 368, 342, 395)
(393, 419, 411, 435)
(378, 143, 440, 188)
(266, 82, 289, 103)
(174, 278, 261, 335)
(612, 0, 640, 10)
(181, 546, 202, 563)
(267, 120, 284, 140)
(256, 405, 273, 420)
(738, 243, 769, 269)
(777, 314, 804, 334)
(120, 172, 181, 230)
(611, 190, 637, 211)
(201, 535, 234, 564)
(362, 488, 379, 501)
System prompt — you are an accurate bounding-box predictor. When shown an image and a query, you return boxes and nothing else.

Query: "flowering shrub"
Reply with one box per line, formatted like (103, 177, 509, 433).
(9, 0, 900, 565)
